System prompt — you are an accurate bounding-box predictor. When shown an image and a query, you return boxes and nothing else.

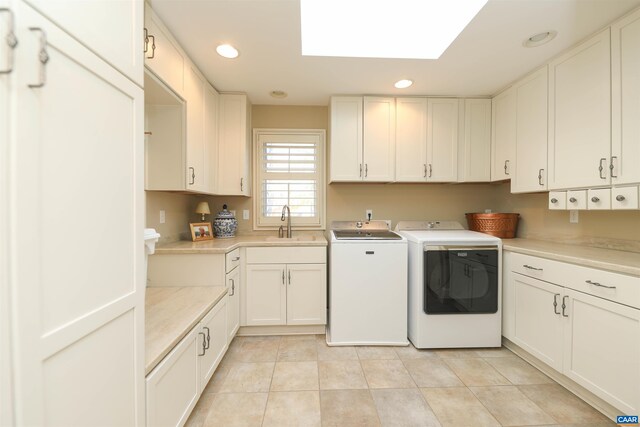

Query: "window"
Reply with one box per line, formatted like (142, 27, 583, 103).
(254, 129, 325, 229)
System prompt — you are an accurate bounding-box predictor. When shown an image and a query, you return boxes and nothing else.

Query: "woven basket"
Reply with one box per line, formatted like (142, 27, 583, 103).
(465, 213, 520, 239)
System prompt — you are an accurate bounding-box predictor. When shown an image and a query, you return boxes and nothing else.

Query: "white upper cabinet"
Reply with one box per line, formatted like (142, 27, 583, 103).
(144, 4, 185, 96)
(427, 98, 458, 182)
(491, 87, 516, 181)
(512, 67, 548, 193)
(205, 84, 220, 192)
(329, 96, 363, 182)
(612, 8, 640, 185)
(24, 0, 143, 85)
(184, 65, 207, 192)
(458, 99, 491, 182)
(363, 97, 395, 182)
(548, 29, 611, 190)
(395, 98, 428, 182)
(218, 93, 251, 196)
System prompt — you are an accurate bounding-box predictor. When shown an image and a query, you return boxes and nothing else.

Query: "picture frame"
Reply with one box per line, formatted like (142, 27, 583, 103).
(189, 222, 214, 242)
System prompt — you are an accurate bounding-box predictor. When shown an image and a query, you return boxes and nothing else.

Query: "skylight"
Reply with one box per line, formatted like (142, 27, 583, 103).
(300, 0, 488, 59)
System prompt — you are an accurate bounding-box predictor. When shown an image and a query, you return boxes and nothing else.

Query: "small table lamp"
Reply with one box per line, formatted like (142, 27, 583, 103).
(195, 201, 211, 221)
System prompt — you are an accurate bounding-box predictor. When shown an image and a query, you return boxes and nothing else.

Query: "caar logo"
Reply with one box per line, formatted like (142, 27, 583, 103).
(617, 415, 639, 425)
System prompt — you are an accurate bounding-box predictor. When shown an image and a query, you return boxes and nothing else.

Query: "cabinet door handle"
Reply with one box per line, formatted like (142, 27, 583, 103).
(523, 264, 543, 271)
(359, 164, 362, 178)
(550, 198, 558, 204)
(591, 196, 600, 203)
(143, 27, 148, 53)
(232, 256, 240, 261)
(423, 164, 427, 178)
(569, 197, 577, 203)
(365, 164, 368, 178)
(537, 169, 544, 186)
(198, 332, 207, 356)
(288, 270, 291, 285)
(610, 156, 618, 178)
(0, 8, 18, 75)
(553, 294, 560, 314)
(598, 158, 606, 179)
(282, 270, 285, 285)
(203, 326, 210, 349)
(230, 279, 235, 296)
(585, 279, 616, 290)
(428, 164, 433, 178)
(27, 27, 49, 88)
(616, 195, 626, 202)
(146, 34, 155, 59)
(189, 167, 195, 185)
(504, 160, 510, 175)
(561, 295, 569, 317)
(240, 177, 243, 191)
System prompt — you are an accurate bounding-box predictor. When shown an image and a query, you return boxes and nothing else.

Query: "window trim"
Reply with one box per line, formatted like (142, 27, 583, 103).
(253, 128, 326, 231)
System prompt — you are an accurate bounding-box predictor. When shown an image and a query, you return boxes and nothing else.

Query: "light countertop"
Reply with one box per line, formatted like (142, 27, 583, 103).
(154, 232, 328, 254)
(503, 238, 640, 277)
(145, 286, 227, 375)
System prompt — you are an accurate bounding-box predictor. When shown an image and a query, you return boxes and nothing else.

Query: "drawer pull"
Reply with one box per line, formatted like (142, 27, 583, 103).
(591, 196, 600, 203)
(523, 264, 543, 271)
(550, 198, 558, 204)
(553, 293, 560, 315)
(585, 280, 616, 290)
(203, 326, 210, 349)
(569, 197, 577, 203)
(562, 295, 569, 317)
(198, 332, 207, 356)
(616, 195, 626, 202)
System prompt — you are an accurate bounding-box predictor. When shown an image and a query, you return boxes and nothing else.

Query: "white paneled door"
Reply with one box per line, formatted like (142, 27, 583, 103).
(427, 98, 458, 182)
(9, 2, 145, 425)
(363, 96, 395, 182)
(395, 97, 428, 182)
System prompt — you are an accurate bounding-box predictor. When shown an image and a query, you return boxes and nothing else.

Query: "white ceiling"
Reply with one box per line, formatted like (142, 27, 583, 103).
(150, 0, 640, 106)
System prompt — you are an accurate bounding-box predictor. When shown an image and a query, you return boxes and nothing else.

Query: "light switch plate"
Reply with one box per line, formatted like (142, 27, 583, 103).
(243, 209, 249, 220)
(159, 210, 165, 224)
(569, 210, 579, 223)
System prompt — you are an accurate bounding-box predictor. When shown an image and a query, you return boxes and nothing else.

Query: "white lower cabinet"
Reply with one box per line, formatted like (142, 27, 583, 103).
(226, 266, 240, 341)
(245, 247, 327, 327)
(504, 251, 640, 414)
(146, 296, 228, 427)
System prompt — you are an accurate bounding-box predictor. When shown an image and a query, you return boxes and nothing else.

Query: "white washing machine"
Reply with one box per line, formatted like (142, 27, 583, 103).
(328, 221, 408, 346)
(396, 221, 502, 349)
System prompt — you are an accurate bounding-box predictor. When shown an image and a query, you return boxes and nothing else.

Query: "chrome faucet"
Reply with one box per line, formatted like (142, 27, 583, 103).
(280, 205, 292, 238)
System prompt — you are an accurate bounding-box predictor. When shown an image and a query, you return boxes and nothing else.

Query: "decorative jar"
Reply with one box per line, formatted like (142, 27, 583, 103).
(213, 204, 237, 238)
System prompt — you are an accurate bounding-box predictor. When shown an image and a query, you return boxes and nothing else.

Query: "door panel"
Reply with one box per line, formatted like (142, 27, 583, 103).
(427, 98, 458, 182)
(329, 96, 363, 181)
(491, 87, 516, 181)
(245, 264, 286, 325)
(184, 65, 206, 192)
(395, 97, 428, 182)
(287, 264, 326, 325)
(226, 267, 240, 341)
(199, 297, 227, 392)
(363, 96, 395, 181)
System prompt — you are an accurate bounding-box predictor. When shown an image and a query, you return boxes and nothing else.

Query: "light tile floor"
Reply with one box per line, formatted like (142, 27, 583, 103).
(185, 334, 615, 427)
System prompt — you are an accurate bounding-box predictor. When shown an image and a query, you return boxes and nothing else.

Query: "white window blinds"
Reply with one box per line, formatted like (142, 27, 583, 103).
(255, 131, 325, 228)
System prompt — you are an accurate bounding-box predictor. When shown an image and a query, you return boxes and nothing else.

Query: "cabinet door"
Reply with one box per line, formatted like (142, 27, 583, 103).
(144, 4, 185, 95)
(563, 289, 640, 414)
(199, 296, 228, 393)
(184, 64, 207, 192)
(226, 267, 240, 342)
(205, 84, 220, 193)
(329, 96, 363, 182)
(459, 99, 491, 182)
(502, 252, 515, 340)
(12, 5, 145, 425)
(218, 93, 250, 195)
(491, 87, 516, 181)
(427, 98, 458, 182)
(395, 97, 428, 182)
(363, 96, 395, 181)
(612, 9, 640, 185)
(512, 273, 563, 371)
(548, 29, 611, 190)
(245, 264, 287, 326)
(287, 264, 327, 325)
(22, 0, 143, 85)
(146, 326, 200, 427)
(513, 67, 548, 193)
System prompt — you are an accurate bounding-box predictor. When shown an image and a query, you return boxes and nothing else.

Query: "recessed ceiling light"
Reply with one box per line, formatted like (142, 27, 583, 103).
(300, 0, 488, 59)
(394, 79, 413, 89)
(270, 90, 288, 99)
(216, 44, 239, 59)
(523, 31, 557, 48)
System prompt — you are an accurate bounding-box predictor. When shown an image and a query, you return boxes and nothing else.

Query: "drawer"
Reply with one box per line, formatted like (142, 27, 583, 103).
(587, 188, 611, 210)
(510, 252, 640, 309)
(246, 246, 326, 264)
(612, 186, 639, 210)
(225, 248, 240, 273)
(567, 190, 587, 210)
(548, 191, 566, 210)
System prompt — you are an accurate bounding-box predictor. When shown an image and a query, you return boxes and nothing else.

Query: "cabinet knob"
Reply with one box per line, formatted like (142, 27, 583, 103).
(569, 197, 577, 203)
(550, 198, 558, 204)
(591, 196, 600, 203)
(616, 195, 626, 202)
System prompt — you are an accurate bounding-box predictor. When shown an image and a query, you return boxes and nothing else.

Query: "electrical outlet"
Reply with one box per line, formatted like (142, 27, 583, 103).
(243, 209, 250, 220)
(365, 209, 373, 221)
(159, 210, 165, 224)
(569, 210, 579, 223)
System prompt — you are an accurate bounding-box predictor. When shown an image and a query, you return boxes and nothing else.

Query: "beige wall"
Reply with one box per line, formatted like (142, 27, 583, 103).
(146, 104, 640, 252)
